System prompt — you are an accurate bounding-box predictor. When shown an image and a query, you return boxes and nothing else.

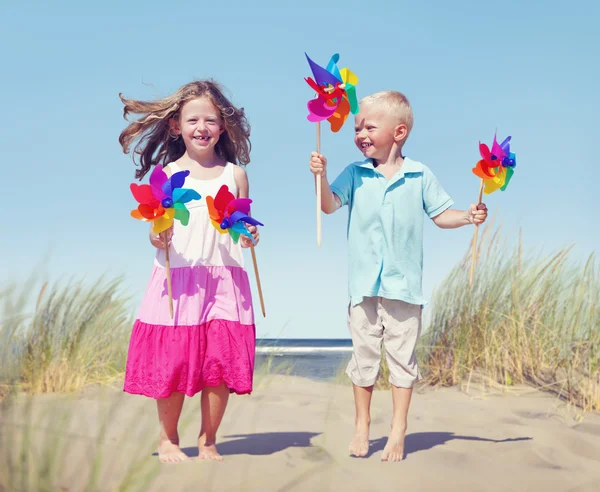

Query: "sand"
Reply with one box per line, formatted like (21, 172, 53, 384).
(2, 375, 600, 491)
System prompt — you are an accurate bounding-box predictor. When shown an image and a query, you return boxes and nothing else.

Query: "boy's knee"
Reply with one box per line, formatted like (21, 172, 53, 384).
(389, 371, 420, 388)
(385, 351, 420, 388)
(346, 353, 381, 387)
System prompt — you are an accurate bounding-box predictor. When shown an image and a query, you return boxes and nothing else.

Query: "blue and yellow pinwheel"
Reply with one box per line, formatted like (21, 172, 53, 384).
(130, 165, 201, 233)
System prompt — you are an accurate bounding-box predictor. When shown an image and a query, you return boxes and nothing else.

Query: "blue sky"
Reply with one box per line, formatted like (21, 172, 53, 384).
(2, 0, 598, 338)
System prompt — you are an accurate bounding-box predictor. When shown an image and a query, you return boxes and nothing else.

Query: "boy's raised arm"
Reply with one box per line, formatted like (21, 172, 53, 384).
(309, 151, 342, 214)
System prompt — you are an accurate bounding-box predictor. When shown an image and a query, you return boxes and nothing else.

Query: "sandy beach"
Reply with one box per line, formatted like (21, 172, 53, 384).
(2, 375, 600, 492)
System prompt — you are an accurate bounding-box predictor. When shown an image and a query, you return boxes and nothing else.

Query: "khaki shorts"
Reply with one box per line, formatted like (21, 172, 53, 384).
(345, 297, 422, 388)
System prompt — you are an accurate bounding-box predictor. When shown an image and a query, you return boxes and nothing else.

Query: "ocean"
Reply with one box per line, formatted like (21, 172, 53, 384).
(255, 339, 353, 382)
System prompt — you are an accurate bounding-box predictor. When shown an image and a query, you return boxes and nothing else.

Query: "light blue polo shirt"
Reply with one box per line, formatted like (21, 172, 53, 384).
(330, 157, 454, 307)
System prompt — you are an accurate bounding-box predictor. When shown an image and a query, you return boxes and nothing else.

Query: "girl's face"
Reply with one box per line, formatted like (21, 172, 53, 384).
(173, 96, 224, 154)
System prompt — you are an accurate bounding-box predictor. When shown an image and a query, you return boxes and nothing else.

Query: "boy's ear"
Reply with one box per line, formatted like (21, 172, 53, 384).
(394, 123, 408, 143)
(169, 118, 181, 134)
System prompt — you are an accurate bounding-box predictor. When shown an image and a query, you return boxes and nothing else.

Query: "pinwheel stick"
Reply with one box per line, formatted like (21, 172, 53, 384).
(162, 231, 174, 318)
(250, 245, 266, 317)
(468, 178, 485, 288)
(316, 121, 322, 248)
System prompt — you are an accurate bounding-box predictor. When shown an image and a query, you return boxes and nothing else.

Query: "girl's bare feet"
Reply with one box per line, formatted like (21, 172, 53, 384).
(196, 383, 230, 462)
(198, 435, 224, 461)
(157, 393, 187, 463)
(381, 424, 406, 462)
(158, 438, 189, 463)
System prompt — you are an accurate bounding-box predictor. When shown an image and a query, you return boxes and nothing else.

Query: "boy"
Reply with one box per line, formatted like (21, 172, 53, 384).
(309, 90, 488, 462)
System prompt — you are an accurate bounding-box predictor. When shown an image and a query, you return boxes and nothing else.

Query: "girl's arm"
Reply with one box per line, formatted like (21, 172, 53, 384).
(234, 165, 260, 247)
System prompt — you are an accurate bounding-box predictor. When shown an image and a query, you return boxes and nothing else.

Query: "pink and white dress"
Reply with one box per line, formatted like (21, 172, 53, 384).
(123, 162, 255, 399)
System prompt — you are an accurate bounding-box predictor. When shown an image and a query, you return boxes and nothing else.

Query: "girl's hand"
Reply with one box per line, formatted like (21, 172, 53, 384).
(149, 227, 173, 249)
(240, 225, 259, 248)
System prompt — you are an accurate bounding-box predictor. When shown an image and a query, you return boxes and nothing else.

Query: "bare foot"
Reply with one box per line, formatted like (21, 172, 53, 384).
(349, 421, 370, 457)
(198, 437, 224, 461)
(381, 425, 406, 462)
(158, 439, 189, 463)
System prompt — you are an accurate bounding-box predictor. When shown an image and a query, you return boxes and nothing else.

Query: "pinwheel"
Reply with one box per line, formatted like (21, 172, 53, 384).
(206, 185, 264, 244)
(472, 134, 517, 195)
(469, 133, 517, 287)
(304, 52, 359, 247)
(130, 165, 201, 317)
(206, 185, 266, 317)
(305, 53, 359, 132)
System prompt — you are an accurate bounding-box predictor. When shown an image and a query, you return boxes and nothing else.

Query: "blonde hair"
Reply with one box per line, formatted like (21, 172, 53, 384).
(118, 80, 251, 180)
(360, 90, 414, 136)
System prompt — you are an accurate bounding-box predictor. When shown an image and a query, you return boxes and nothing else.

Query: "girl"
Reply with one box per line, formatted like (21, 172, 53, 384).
(119, 80, 259, 463)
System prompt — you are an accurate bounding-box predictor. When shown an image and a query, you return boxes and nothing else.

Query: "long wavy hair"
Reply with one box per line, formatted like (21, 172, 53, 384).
(118, 80, 251, 180)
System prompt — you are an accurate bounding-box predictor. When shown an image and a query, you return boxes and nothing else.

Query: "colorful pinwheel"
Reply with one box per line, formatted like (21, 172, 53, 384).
(472, 134, 517, 194)
(206, 184, 266, 317)
(469, 133, 517, 288)
(130, 165, 201, 233)
(304, 53, 359, 132)
(129, 165, 201, 318)
(304, 52, 359, 248)
(206, 185, 264, 244)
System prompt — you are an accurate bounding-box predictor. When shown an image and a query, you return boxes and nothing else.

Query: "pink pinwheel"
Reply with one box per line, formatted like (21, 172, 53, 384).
(304, 52, 360, 248)
(304, 53, 359, 132)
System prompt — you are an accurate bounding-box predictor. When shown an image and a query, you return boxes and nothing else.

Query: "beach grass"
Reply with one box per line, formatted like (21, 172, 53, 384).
(418, 221, 600, 412)
(0, 275, 133, 396)
(1, 223, 597, 409)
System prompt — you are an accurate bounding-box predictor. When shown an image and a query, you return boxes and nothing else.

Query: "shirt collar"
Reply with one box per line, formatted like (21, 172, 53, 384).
(353, 157, 424, 177)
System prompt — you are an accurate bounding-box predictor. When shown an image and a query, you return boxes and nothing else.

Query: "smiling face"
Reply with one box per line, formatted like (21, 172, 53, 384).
(172, 96, 224, 155)
(354, 103, 408, 163)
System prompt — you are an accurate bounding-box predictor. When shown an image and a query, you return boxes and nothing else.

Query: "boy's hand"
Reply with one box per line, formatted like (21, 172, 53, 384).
(240, 225, 260, 248)
(309, 152, 327, 177)
(468, 203, 488, 225)
(150, 227, 173, 249)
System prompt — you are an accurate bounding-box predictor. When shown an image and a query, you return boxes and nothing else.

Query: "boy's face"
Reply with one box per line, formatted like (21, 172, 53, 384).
(354, 104, 407, 161)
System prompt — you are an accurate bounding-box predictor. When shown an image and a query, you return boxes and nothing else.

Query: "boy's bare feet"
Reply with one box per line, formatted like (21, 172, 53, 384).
(198, 436, 224, 461)
(158, 438, 189, 463)
(381, 425, 406, 462)
(349, 420, 370, 457)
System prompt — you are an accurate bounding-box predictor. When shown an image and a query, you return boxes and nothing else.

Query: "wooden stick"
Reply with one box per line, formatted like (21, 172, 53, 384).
(163, 231, 173, 319)
(250, 245, 266, 317)
(316, 121, 322, 248)
(468, 179, 485, 288)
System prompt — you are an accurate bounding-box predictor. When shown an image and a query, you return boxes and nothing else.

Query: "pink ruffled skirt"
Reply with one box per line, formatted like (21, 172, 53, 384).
(123, 265, 255, 399)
